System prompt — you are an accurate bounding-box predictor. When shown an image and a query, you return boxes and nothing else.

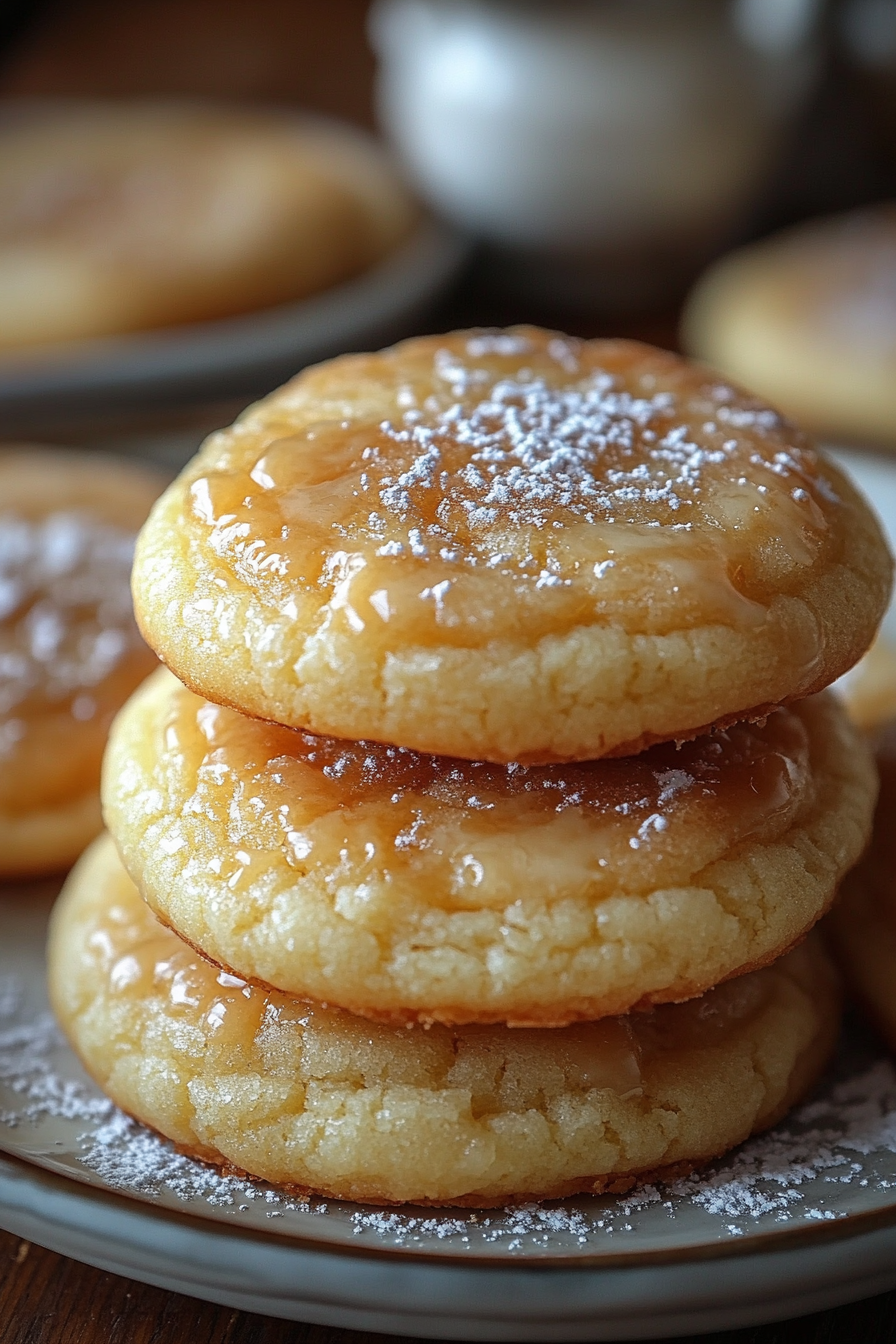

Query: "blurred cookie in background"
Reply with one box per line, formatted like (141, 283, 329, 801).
(682, 205, 896, 449)
(0, 100, 417, 350)
(836, 635, 896, 731)
(0, 446, 162, 877)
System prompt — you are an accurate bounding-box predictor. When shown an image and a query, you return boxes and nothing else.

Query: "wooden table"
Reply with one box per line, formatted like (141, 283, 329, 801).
(3, 1224, 896, 1343)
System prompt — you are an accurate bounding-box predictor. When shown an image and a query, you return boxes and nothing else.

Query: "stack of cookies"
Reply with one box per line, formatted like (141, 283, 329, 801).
(50, 328, 891, 1206)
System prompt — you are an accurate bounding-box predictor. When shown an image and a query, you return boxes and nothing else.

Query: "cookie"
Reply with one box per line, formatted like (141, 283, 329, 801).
(132, 328, 891, 763)
(0, 101, 416, 349)
(0, 446, 161, 876)
(103, 668, 873, 1026)
(682, 207, 896, 449)
(828, 722, 896, 1049)
(50, 833, 841, 1207)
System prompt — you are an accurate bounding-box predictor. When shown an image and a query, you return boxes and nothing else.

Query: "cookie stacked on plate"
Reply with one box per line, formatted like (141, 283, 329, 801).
(51, 329, 890, 1206)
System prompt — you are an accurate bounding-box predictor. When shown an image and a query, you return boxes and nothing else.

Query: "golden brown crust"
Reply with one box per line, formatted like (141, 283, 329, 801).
(104, 670, 875, 1026)
(156, 913, 817, 1031)
(133, 327, 892, 763)
(70, 1074, 837, 1208)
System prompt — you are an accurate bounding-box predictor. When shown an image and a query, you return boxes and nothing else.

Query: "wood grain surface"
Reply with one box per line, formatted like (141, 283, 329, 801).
(2, 1226, 896, 1344)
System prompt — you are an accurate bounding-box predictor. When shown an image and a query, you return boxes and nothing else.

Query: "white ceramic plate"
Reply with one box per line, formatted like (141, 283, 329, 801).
(1, 447, 895, 1340)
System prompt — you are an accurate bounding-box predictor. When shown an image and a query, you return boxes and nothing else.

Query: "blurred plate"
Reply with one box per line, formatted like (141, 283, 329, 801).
(0, 217, 468, 434)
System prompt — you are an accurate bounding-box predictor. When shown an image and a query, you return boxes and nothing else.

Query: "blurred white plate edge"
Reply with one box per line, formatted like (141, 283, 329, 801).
(0, 217, 469, 412)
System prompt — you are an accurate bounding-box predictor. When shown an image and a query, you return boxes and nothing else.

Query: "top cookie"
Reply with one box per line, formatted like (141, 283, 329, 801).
(133, 328, 892, 762)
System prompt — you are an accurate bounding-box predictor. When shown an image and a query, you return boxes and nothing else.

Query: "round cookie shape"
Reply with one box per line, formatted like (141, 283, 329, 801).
(828, 723, 896, 1050)
(50, 833, 841, 1207)
(132, 327, 892, 763)
(103, 668, 874, 1025)
(0, 101, 417, 348)
(0, 447, 161, 875)
(682, 207, 896, 449)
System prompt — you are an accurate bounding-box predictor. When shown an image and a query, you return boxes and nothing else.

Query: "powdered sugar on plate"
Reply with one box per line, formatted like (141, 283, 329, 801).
(2, 960, 896, 1259)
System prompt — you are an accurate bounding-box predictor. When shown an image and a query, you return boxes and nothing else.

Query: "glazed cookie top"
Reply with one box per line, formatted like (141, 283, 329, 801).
(105, 669, 870, 1023)
(134, 328, 892, 760)
(0, 448, 160, 814)
(142, 672, 817, 897)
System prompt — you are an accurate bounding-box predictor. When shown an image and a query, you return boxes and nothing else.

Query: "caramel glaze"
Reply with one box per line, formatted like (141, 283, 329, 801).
(157, 676, 814, 906)
(186, 330, 841, 671)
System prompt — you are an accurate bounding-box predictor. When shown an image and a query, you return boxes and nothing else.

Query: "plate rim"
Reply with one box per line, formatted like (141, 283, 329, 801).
(6, 1144, 896, 1343)
(0, 216, 470, 409)
(5, 1135, 896, 1271)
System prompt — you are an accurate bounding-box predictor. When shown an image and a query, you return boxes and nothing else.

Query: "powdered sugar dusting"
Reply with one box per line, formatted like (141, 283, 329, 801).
(632, 1060, 896, 1224)
(373, 374, 709, 535)
(0, 511, 142, 733)
(0, 1000, 112, 1128)
(197, 332, 828, 615)
(3, 970, 896, 1257)
(311, 334, 817, 585)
